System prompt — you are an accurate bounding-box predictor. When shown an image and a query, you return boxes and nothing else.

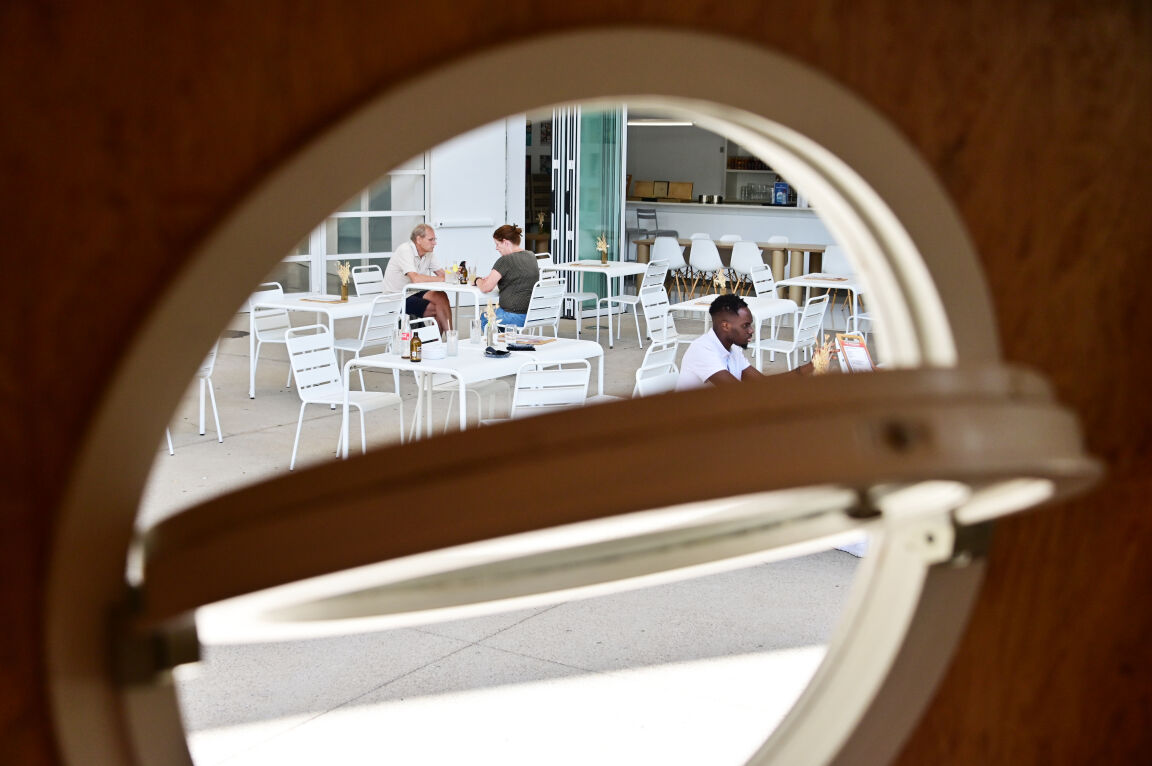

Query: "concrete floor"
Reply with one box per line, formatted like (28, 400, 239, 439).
(139, 306, 863, 766)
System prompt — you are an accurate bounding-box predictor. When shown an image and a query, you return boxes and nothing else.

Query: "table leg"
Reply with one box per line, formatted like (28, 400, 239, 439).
(248, 308, 257, 398)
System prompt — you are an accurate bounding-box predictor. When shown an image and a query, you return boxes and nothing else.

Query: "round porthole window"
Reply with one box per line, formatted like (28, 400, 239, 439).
(47, 28, 1098, 766)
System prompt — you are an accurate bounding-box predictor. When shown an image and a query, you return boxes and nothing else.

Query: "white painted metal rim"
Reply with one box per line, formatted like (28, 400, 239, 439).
(49, 26, 1008, 766)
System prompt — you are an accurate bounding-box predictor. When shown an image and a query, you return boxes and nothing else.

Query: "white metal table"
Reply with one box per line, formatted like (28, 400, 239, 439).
(776, 273, 863, 331)
(248, 293, 375, 398)
(402, 281, 487, 332)
(668, 292, 799, 369)
(340, 336, 606, 454)
(544, 260, 648, 347)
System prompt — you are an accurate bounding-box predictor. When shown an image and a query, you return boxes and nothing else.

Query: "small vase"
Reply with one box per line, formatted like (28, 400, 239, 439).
(340, 281, 349, 301)
(600, 250, 608, 265)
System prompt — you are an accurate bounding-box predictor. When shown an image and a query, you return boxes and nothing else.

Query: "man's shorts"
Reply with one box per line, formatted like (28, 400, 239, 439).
(404, 290, 430, 317)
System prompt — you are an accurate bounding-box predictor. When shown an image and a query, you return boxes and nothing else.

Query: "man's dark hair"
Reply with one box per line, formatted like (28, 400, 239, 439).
(709, 292, 747, 319)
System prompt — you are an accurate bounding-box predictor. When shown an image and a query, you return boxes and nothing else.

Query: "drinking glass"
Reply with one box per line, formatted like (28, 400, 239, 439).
(446, 329, 459, 356)
(470, 318, 482, 344)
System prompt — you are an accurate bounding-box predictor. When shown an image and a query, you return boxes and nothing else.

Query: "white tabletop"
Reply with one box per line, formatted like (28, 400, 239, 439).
(669, 293, 797, 320)
(342, 336, 605, 450)
(547, 259, 648, 278)
(251, 292, 377, 320)
(776, 273, 861, 292)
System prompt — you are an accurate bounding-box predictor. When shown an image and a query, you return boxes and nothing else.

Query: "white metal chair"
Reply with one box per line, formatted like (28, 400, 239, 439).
(688, 238, 723, 297)
(754, 293, 830, 371)
(351, 265, 385, 296)
(596, 259, 669, 348)
(719, 234, 742, 242)
(537, 252, 594, 338)
(730, 241, 766, 295)
(284, 324, 404, 470)
(749, 264, 800, 362)
(632, 340, 680, 397)
(640, 285, 688, 347)
(163, 340, 224, 452)
(849, 302, 873, 340)
(511, 276, 564, 337)
(483, 359, 591, 423)
(251, 282, 294, 392)
(651, 236, 689, 300)
(334, 293, 404, 391)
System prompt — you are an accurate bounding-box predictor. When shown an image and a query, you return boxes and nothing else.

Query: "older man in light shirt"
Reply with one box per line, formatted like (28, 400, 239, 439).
(382, 223, 452, 332)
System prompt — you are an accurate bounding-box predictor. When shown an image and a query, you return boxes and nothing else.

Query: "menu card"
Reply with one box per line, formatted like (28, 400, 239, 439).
(835, 333, 874, 373)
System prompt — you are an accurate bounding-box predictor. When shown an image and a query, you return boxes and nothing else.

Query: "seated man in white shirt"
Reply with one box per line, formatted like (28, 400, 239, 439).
(381, 223, 452, 332)
(676, 292, 766, 390)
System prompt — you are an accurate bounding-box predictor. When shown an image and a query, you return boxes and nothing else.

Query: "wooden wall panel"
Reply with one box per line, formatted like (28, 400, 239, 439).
(1, 1, 1148, 764)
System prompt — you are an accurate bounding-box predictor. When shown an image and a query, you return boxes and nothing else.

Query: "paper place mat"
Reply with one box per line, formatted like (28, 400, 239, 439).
(803, 274, 849, 282)
(300, 297, 346, 303)
(570, 262, 610, 268)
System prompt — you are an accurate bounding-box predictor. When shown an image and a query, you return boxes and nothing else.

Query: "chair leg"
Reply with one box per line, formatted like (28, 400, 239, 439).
(199, 378, 207, 435)
(289, 403, 307, 470)
(165, 428, 174, 456)
(631, 304, 643, 347)
(359, 407, 368, 455)
(206, 377, 222, 442)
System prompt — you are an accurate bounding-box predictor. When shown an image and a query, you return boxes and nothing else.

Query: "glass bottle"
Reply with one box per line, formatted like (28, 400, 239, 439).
(399, 314, 411, 359)
(410, 331, 422, 362)
(459, 260, 468, 285)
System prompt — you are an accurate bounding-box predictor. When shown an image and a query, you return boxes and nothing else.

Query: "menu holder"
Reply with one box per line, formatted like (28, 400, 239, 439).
(835, 333, 875, 373)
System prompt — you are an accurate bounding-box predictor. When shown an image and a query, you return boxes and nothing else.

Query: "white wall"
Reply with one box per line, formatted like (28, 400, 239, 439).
(625, 125, 726, 198)
(429, 117, 524, 275)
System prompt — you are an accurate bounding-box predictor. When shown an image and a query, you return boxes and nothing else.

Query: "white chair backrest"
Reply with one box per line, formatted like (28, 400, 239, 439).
(795, 294, 831, 348)
(285, 324, 343, 402)
(633, 341, 679, 397)
(361, 293, 405, 351)
(719, 234, 742, 242)
(729, 241, 765, 277)
(352, 265, 384, 296)
(252, 282, 290, 335)
(641, 259, 669, 289)
(765, 235, 791, 273)
(410, 316, 441, 344)
(510, 359, 591, 418)
(651, 236, 686, 270)
(689, 232, 711, 239)
(522, 276, 564, 333)
(750, 263, 778, 297)
(640, 285, 678, 343)
(688, 239, 723, 271)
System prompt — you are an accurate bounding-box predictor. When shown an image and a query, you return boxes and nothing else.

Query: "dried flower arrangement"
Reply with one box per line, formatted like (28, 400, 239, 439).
(811, 336, 836, 375)
(337, 261, 351, 285)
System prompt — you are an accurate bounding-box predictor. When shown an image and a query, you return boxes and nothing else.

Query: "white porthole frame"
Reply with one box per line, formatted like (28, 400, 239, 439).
(46, 27, 1092, 766)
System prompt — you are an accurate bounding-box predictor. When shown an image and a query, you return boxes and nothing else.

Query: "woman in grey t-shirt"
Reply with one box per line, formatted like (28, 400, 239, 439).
(474, 224, 540, 328)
